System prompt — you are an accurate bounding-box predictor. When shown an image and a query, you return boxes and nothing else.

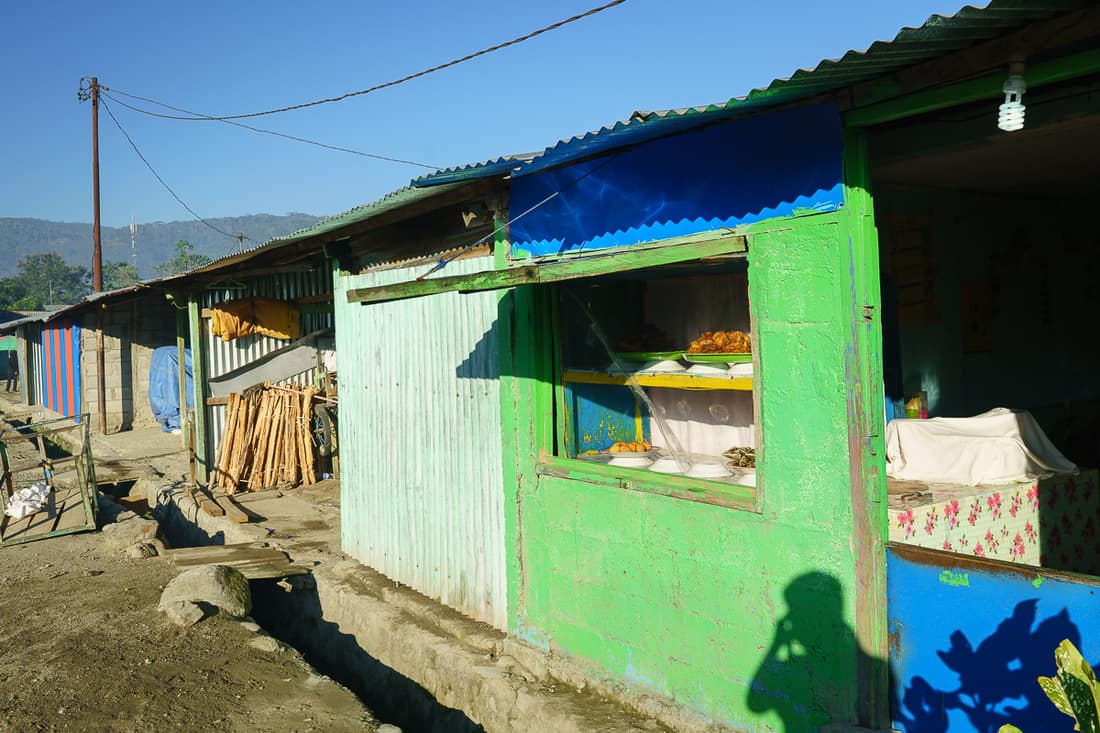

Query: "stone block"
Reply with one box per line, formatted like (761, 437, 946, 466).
(159, 564, 252, 618)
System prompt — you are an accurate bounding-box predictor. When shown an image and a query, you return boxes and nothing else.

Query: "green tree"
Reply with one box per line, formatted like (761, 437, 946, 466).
(103, 261, 140, 290)
(0, 253, 91, 310)
(0, 277, 29, 310)
(154, 240, 212, 277)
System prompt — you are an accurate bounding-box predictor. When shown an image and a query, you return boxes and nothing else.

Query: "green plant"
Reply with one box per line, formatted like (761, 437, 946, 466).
(998, 639, 1100, 733)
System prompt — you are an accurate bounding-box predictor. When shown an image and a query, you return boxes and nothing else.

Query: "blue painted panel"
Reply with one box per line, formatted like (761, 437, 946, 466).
(568, 382, 648, 454)
(509, 104, 843, 257)
(888, 544, 1100, 733)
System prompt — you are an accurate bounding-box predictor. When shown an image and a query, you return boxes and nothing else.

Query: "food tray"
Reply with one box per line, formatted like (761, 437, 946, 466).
(682, 353, 752, 364)
(617, 351, 683, 362)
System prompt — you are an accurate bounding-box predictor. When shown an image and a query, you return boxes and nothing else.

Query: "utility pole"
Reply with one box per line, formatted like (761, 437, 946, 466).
(80, 77, 108, 434)
(91, 78, 102, 293)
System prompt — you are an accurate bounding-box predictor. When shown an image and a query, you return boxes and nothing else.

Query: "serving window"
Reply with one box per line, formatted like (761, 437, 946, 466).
(552, 260, 759, 493)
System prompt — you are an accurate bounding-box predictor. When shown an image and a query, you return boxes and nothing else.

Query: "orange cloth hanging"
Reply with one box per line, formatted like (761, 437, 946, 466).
(209, 297, 301, 342)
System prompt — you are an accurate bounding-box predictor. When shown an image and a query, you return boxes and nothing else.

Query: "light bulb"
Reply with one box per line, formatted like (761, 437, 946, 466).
(998, 74, 1026, 132)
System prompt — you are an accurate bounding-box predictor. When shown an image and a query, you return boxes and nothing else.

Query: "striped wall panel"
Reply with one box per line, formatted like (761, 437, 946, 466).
(41, 319, 81, 417)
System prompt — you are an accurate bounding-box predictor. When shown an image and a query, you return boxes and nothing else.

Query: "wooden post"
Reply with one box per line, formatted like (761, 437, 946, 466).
(175, 306, 189, 449)
(186, 295, 208, 485)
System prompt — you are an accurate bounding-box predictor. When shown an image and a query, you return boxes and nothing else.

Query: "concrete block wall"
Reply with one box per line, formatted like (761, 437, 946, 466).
(81, 295, 177, 433)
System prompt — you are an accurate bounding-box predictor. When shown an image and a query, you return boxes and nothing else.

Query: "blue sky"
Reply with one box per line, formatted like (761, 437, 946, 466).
(2, 0, 972, 230)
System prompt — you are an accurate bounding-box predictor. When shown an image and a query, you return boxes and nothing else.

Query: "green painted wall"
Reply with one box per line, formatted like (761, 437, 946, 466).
(503, 214, 873, 730)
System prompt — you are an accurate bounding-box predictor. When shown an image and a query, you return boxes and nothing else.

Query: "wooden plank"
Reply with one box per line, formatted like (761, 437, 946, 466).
(346, 231, 748, 305)
(213, 495, 249, 524)
(205, 396, 230, 406)
(212, 486, 283, 503)
(177, 308, 189, 449)
(193, 488, 224, 517)
(846, 47, 1100, 128)
(188, 296, 209, 484)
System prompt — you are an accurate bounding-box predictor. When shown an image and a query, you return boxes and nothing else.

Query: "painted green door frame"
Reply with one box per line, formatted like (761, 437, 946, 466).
(840, 128, 889, 728)
(841, 46, 1100, 729)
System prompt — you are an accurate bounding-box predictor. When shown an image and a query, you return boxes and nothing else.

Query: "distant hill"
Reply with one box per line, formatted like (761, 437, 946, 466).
(0, 214, 324, 279)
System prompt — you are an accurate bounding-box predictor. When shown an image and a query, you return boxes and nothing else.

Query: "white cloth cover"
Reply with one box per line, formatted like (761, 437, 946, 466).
(885, 408, 1078, 485)
(4, 481, 50, 519)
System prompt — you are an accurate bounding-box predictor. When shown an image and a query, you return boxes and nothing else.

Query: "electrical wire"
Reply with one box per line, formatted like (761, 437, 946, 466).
(99, 97, 256, 245)
(103, 0, 628, 122)
(100, 91, 440, 169)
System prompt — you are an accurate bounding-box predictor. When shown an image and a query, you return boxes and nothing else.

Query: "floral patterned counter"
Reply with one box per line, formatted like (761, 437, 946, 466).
(888, 469, 1100, 575)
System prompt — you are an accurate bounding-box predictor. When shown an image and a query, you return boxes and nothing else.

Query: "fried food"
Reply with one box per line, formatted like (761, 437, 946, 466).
(723, 446, 756, 468)
(687, 330, 752, 354)
(608, 440, 653, 453)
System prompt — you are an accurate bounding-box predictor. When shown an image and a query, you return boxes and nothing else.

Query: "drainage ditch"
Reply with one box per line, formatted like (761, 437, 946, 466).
(156, 507, 484, 733)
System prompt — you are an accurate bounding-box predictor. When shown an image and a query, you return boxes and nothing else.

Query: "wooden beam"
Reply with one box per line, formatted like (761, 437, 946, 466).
(847, 47, 1100, 128)
(187, 296, 209, 484)
(213, 495, 249, 523)
(853, 5, 1100, 109)
(346, 231, 748, 305)
(177, 306, 189, 449)
(322, 179, 499, 244)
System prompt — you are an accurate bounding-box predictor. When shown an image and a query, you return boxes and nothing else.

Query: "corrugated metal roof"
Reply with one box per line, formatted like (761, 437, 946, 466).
(414, 0, 1089, 183)
(409, 153, 537, 187)
(0, 285, 152, 335)
(153, 181, 475, 286)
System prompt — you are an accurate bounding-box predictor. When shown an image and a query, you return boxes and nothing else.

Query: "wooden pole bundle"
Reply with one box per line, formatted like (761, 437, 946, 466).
(211, 383, 320, 493)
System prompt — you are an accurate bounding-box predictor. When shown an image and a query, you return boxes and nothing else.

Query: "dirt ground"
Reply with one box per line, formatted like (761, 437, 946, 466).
(0, 421, 381, 733)
(0, 531, 382, 733)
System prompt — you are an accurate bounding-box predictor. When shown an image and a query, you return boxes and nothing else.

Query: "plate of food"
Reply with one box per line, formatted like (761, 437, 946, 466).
(685, 462, 732, 479)
(604, 440, 656, 468)
(685, 330, 752, 359)
(682, 352, 752, 364)
(723, 446, 756, 468)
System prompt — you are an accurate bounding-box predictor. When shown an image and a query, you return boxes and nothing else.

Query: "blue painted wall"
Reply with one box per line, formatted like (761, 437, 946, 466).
(508, 104, 844, 257)
(889, 544, 1100, 733)
(565, 381, 648, 454)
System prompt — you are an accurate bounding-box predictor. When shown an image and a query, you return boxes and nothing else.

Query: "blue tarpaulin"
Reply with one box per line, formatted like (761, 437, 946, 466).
(148, 346, 193, 433)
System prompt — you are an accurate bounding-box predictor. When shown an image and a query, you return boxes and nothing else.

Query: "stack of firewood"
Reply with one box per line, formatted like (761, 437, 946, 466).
(212, 384, 318, 493)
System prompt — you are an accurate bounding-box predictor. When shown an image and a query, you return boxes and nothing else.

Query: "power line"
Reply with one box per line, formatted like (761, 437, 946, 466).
(98, 97, 256, 245)
(103, 0, 628, 122)
(100, 90, 440, 169)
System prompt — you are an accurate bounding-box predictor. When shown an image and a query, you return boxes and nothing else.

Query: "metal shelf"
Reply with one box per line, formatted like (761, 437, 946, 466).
(563, 369, 752, 391)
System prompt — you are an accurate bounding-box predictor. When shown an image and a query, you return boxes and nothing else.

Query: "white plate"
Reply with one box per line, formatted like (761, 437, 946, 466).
(727, 362, 754, 377)
(639, 359, 686, 373)
(685, 462, 732, 479)
(686, 363, 728, 376)
(649, 457, 689, 474)
(608, 454, 653, 468)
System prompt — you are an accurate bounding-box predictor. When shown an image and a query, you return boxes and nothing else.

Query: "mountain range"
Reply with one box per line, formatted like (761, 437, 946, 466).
(0, 214, 324, 279)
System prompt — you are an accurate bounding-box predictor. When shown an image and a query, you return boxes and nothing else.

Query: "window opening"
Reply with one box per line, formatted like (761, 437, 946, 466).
(554, 261, 757, 489)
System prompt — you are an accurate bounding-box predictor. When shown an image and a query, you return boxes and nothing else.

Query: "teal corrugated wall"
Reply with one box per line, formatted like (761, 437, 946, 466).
(334, 256, 507, 628)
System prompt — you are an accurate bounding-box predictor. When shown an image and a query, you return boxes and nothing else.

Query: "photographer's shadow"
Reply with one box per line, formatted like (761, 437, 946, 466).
(747, 571, 886, 733)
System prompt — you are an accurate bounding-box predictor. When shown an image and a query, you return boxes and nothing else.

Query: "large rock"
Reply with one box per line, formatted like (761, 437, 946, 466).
(161, 600, 205, 627)
(101, 517, 159, 549)
(158, 564, 252, 619)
